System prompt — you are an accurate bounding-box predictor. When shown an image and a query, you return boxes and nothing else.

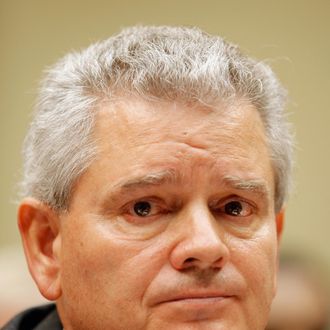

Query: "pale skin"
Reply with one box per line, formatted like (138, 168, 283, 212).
(18, 98, 284, 330)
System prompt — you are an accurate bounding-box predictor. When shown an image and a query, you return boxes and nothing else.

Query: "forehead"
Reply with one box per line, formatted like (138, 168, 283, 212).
(67, 97, 275, 212)
(89, 97, 273, 189)
(94, 97, 268, 153)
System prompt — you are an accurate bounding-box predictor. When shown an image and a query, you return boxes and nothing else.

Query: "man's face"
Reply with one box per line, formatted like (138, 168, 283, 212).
(56, 98, 281, 330)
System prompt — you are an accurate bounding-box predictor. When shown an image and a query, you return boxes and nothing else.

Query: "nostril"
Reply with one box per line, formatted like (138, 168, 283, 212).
(185, 257, 196, 263)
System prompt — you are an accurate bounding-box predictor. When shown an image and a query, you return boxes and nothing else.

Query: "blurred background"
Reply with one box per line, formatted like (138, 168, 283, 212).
(1, 0, 329, 328)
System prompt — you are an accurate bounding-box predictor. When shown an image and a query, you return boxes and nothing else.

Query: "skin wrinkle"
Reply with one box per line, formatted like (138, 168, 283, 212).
(99, 170, 271, 222)
(24, 97, 281, 330)
(96, 101, 268, 157)
(17, 26, 294, 330)
(20, 25, 293, 215)
(108, 171, 269, 199)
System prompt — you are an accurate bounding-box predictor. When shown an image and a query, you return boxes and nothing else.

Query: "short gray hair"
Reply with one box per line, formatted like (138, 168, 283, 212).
(21, 25, 294, 212)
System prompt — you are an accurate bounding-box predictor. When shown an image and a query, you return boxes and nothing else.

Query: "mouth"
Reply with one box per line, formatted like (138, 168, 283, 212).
(155, 292, 234, 306)
(152, 292, 236, 321)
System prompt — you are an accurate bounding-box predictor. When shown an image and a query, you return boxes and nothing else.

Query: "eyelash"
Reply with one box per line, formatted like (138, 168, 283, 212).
(122, 196, 256, 222)
(212, 199, 255, 218)
(122, 198, 170, 222)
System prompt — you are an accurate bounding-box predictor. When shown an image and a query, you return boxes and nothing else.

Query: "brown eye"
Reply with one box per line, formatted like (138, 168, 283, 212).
(223, 201, 252, 217)
(133, 201, 152, 217)
(225, 201, 243, 216)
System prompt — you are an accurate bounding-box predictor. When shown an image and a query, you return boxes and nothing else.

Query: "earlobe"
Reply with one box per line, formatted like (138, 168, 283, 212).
(18, 198, 62, 301)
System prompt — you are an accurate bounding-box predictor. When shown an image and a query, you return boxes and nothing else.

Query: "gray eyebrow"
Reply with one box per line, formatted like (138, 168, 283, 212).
(112, 172, 269, 195)
(112, 169, 179, 191)
(222, 175, 270, 196)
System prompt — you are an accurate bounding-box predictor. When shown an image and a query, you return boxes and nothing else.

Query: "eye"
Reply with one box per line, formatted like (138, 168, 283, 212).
(124, 198, 168, 220)
(217, 200, 254, 217)
(225, 201, 244, 216)
(133, 201, 152, 217)
(121, 197, 171, 224)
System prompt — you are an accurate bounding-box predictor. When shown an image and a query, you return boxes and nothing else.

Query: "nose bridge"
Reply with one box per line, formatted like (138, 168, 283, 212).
(169, 199, 230, 270)
(188, 202, 220, 243)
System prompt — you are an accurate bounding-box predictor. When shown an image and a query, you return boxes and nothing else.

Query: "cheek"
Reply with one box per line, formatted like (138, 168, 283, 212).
(227, 227, 278, 329)
(60, 219, 168, 307)
(230, 225, 278, 307)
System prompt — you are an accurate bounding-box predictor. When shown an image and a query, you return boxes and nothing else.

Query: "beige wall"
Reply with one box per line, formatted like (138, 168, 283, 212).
(1, 0, 329, 281)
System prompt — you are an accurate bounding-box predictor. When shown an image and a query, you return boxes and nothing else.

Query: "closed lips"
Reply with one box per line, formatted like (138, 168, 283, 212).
(154, 292, 234, 305)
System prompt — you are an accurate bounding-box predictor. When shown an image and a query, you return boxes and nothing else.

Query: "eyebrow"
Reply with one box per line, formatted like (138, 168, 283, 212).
(221, 175, 271, 197)
(110, 171, 270, 197)
(111, 169, 180, 192)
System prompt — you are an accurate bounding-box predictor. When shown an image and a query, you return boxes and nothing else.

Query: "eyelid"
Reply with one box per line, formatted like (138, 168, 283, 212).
(122, 197, 168, 218)
(130, 201, 159, 217)
(211, 196, 257, 215)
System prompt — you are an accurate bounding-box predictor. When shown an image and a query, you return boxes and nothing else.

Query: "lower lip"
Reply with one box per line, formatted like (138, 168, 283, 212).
(170, 296, 228, 304)
(158, 296, 233, 320)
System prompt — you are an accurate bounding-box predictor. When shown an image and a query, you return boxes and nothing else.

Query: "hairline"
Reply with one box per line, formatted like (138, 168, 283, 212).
(20, 25, 293, 215)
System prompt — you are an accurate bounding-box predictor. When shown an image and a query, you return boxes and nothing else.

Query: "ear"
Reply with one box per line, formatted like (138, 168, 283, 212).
(272, 209, 285, 297)
(18, 197, 62, 301)
(275, 209, 285, 244)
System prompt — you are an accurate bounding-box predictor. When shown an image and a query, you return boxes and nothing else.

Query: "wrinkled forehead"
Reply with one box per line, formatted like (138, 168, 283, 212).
(91, 96, 273, 180)
(69, 95, 276, 213)
(93, 96, 268, 144)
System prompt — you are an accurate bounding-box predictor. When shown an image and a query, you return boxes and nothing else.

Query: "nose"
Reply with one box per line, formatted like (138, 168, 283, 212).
(169, 201, 230, 271)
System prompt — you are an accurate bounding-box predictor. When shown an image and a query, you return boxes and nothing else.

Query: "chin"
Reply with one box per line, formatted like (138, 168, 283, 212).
(146, 318, 247, 330)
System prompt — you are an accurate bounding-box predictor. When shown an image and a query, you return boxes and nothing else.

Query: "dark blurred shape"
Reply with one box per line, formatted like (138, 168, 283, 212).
(266, 254, 330, 330)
